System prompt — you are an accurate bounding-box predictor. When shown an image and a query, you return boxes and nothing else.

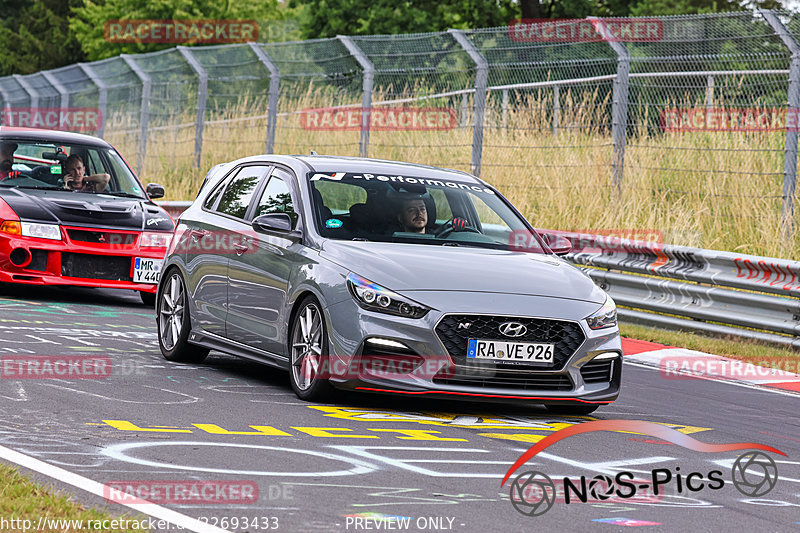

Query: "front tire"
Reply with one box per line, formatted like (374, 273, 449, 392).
(289, 296, 335, 402)
(157, 270, 209, 363)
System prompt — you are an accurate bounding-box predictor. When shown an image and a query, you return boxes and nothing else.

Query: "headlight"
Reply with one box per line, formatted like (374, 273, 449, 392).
(21, 222, 61, 240)
(586, 295, 617, 330)
(347, 273, 431, 319)
(140, 232, 172, 248)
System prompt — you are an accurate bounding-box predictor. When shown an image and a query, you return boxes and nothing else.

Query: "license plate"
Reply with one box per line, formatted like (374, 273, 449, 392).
(133, 257, 163, 284)
(467, 339, 554, 363)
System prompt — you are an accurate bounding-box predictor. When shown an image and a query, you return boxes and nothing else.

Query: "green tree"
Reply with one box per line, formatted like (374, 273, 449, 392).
(0, 0, 86, 76)
(290, 0, 517, 38)
(70, 0, 289, 61)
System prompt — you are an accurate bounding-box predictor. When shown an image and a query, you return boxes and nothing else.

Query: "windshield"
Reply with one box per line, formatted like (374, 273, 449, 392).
(309, 171, 546, 252)
(0, 139, 145, 198)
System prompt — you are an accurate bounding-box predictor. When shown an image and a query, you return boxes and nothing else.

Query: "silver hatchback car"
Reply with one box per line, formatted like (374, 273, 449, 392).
(156, 155, 621, 414)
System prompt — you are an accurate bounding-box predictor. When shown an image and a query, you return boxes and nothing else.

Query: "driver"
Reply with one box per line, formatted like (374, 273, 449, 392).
(63, 154, 110, 193)
(397, 197, 428, 233)
(0, 141, 19, 180)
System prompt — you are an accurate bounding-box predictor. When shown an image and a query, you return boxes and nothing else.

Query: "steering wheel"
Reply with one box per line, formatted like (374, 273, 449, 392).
(435, 217, 481, 239)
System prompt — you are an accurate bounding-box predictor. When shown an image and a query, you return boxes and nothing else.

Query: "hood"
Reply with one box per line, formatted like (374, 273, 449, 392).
(0, 188, 173, 231)
(321, 240, 606, 304)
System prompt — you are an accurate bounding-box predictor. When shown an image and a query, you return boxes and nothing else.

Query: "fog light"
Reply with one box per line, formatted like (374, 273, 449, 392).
(593, 352, 619, 361)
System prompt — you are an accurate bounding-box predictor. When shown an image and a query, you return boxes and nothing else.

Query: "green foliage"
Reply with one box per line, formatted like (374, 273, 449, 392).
(69, 0, 289, 61)
(290, 0, 517, 38)
(0, 0, 86, 76)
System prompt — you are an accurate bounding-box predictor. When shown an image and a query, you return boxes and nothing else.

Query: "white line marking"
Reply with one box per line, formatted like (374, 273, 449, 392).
(623, 360, 800, 398)
(0, 443, 229, 533)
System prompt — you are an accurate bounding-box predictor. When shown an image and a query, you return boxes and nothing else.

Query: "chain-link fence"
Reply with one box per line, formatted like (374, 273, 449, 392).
(3, 10, 800, 257)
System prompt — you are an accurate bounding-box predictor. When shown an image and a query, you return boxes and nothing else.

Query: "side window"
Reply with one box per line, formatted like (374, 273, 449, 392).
(215, 165, 269, 219)
(428, 189, 452, 225)
(203, 178, 227, 210)
(254, 169, 297, 227)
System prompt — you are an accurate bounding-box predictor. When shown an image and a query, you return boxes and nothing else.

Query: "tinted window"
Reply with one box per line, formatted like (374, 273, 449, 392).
(254, 170, 297, 227)
(215, 166, 268, 219)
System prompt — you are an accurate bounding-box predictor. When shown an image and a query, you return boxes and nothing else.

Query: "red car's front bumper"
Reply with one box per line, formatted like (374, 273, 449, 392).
(0, 225, 168, 293)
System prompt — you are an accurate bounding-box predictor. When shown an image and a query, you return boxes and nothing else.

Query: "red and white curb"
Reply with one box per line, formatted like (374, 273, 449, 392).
(621, 338, 800, 394)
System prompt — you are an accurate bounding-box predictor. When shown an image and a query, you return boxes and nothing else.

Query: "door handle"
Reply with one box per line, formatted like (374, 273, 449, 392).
(233, 243, 249, 255)
(190, 229, 210, 242)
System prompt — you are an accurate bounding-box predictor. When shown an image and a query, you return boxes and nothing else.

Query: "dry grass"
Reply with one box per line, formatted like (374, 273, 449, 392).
(104, 87, 795, 258)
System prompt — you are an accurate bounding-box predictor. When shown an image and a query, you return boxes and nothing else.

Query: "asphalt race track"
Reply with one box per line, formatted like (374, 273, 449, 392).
(0, 284, 798, 532)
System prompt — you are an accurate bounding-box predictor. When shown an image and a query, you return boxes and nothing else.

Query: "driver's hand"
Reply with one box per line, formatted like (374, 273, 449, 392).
(452, 217, 469, 231)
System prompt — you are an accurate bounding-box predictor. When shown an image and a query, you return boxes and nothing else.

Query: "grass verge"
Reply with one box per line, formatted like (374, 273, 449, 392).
(0, 463, 146, 532)
(621, 322, 800, 371)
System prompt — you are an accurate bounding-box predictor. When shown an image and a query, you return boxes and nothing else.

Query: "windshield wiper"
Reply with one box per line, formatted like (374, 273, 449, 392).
(102, 191, 145, 199)
(5, 185, 64, 191)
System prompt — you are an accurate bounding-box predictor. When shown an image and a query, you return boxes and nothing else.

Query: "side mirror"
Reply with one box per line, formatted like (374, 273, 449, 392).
(543, 233, 573, 256)
(252, 213, 293, 233)
(146, 183, 165, 199)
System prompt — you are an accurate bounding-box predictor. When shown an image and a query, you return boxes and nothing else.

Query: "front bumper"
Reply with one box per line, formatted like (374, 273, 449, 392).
(322, 292, 622, 406)
(0, 227, 167, 293)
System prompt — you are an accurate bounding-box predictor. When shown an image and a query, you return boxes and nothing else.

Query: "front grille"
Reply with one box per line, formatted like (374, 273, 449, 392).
(67, 229, 137, 245)
(433, 369, 572, 391)
(61, 253, 132, 281)
(581, 359, 613, 383)
(435, 314, 585, 370)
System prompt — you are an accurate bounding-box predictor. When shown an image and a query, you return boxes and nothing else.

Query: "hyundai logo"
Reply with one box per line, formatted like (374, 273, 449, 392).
(499, 321, 527, 337)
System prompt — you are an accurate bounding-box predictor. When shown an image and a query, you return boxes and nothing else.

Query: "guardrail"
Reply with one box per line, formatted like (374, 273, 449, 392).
(539, 230, 800, 349)
(157, 201, 800, 348)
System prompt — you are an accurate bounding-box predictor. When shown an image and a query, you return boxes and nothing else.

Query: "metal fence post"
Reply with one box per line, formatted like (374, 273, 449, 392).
(78, 63, 108, 138)
(338, 36, 374, 158)
(177, 47, 207, 169)
(13, 75, 38, 109)
(248, 42, 280, 154)
(552, 85, 560, 136)
(460, 93, 468, 127)
(449, 29, 488, 177)
(705, 75, 714, 110)
(590, 17, 629, 191)
(502, 89, 508, 132)
(121, 54, 151, 176)
(761, 10, 800, 241)
(41, 71, 69, 110)
(0, 84, 10, 111)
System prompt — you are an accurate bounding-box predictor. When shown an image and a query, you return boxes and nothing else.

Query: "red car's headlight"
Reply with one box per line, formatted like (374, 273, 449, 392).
(140, 232, 172, 248)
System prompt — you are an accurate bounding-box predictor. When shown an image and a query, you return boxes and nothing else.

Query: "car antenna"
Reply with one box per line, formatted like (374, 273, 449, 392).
(310, 150, 318, 155)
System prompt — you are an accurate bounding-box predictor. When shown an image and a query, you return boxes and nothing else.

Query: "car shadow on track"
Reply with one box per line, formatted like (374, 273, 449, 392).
(200, 351, 569, 419)
(0, 283, 144, 308)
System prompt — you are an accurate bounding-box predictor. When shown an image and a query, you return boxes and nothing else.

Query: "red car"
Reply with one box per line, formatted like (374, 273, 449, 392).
(0, 127, 173, 305)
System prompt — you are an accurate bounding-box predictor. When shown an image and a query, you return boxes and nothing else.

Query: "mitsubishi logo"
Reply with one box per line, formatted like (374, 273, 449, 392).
(98, 234, 106, 242)
(499, 321, 527, 337)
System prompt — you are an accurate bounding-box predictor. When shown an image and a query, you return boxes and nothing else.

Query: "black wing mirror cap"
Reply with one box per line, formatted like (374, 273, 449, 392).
(252, 213, 293, 233)
(542, 232, 573, 256)
(146, 183, 166, 199)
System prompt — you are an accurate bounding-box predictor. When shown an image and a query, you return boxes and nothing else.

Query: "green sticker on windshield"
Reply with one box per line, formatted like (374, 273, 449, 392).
(50, 165, 62, 174)
(132, 186, 141, 193)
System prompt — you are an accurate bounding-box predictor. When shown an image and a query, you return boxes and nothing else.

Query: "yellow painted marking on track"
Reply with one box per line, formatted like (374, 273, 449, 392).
(306, 406, 714, 435)
(478, 433, 548, 443)
(292, 427, 379, 438)
(193, 424, 291, 436)
(366, 429, 468, 441)
(101, 420, 192, 433)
